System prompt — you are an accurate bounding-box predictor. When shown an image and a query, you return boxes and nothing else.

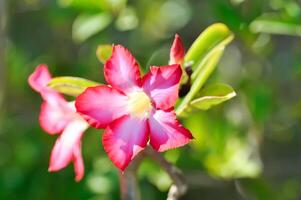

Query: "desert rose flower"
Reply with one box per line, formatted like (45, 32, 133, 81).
(75, 42, 193, 171)
(28, 65, 88, 181)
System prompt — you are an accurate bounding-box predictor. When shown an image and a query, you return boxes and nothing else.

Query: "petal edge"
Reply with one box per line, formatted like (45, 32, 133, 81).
(102, 115, 149, 170)
(104, 45, 141, 93)
(142, 64, 182, 110)
(149, 109, 193, 152)
(75, 85, 129, 129)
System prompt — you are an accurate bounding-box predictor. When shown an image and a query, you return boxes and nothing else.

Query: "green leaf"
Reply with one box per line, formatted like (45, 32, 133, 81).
(115, 6, 139, 31)
(96, 44, 113, 64)
(175, 23, 234, 117)
(57, 0, 105, 11)
(101, 0, 127, 14)
(204, 137, 262, 179)
(48, 76, 101, 97)
(72, 12, 112, 43)
(176, 47, 225, 117)
(250, 15, 301, 37)
(184, 23, 234, 72)
(190, 83, 236, 110)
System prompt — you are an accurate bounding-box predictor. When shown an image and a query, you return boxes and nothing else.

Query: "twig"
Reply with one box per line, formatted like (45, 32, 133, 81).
(119, 153, 144, 200)
(144, 146, 187, 200)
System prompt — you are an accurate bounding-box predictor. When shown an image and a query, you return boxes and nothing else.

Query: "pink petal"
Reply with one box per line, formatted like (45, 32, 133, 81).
(73, 141, 85, 182)
(28, 64, 51, 92)
(29, 64, 75, 134)
(149, 109, 193, 152)
(104, 45, 141, 93)
(48, 119, 88, 181)
(39, 102, 74, 134)
(75, 85, 129, 129)
(102, 115, 149, 170)
(169, 34, 185, 65)
(142, 64, 182, 110)
(28, 64, 63, 102)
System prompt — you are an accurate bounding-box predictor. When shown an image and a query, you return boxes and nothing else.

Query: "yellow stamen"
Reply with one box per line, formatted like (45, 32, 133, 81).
(128, 91, 152, 118)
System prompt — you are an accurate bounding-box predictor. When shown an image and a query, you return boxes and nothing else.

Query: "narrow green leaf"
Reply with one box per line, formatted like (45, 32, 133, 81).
(184, 23, 234, 71)
(176, 47, 225, 117)
(176, 24, 234, 117)
(96, 44, 113, 64)
(72, 12, 112, 43)
(48, 76, 101, 97)
(190, 83, 236, 110)
(250, 17, 301, 37)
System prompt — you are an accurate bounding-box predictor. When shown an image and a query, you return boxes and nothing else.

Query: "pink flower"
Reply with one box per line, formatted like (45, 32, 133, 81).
(169, 34, 185, 65)
(75, 42, 193, 170)
(28, 65, 88, 181)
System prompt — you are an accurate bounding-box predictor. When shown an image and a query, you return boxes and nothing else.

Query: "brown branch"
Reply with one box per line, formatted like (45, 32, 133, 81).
(144, 147, 187, 200)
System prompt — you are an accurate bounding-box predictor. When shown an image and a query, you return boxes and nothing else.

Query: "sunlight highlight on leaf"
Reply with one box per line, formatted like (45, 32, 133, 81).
(190, 83, 236, 110)
(176, 47, 225, 117)
(72, 13, 112, 43)
(48, 76, 101, 97)
(184, 23, 234, 72)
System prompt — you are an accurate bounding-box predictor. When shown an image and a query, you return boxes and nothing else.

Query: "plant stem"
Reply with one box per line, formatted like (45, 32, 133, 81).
(144, 147, 187, 200)
(119, 147, 188, 200)
(119, 153, 144, 200)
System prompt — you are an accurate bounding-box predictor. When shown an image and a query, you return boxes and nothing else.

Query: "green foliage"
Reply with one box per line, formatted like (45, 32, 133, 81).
(48, 76, 101, 97)
(4, 0, 301, 199)
(115, 6, 139, 31)
(190, 83, 236, 111)
(96, 44, 113, 64)
(72, 13, 112, 43)
(176, 23, 235, 117)
(250, 14, 301, 36)
(184, 23, 234, 73)
(177, 48, 227, 116)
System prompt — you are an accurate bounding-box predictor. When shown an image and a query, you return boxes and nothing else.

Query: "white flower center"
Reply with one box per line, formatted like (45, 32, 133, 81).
(127, 91, 152, 118)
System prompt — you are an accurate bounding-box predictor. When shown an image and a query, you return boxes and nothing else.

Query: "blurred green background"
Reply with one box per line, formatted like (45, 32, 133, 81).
(1, 0, 301, 199)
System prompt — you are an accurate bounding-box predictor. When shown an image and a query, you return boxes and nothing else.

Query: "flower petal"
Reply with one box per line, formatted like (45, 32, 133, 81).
(169, 34, 185, 65)
(73, 141, 85, 182)
(28, 64, 63, 102)
(75, 85, 129, 129)
(28, 64, 51, 92)
(48, 119, 88, 181)
(149, 109, 193, 152)
(29, 64, 74, 134)
(104, 45, 141, 93)
(39, 102, 74, 134)
(142, 64, 182, 110)
(102, 115, 148, 170)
